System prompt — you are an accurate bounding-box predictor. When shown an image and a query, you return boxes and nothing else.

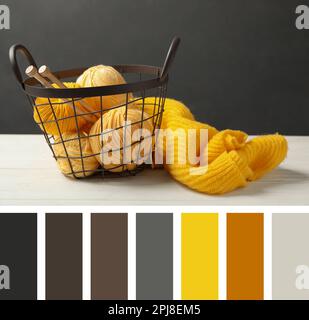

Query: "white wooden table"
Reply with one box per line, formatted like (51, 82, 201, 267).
(0, 135, 308, 205)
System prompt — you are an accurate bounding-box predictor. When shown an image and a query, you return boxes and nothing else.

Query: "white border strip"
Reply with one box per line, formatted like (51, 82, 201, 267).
(128, 210, 136, 300)
(219, 211, 227, 300)
(37, 210, 45, 300)
(173, 209, 182, 300)
(264, 210, 272, 300)
(82, 211, 91, 300)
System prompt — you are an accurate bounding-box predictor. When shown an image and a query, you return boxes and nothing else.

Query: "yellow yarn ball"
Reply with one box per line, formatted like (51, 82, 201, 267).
(89, 106, 154, 172)
(76, 65, 134, 111)
(33, 82, 95, 136)
(53, 132, 100, 178)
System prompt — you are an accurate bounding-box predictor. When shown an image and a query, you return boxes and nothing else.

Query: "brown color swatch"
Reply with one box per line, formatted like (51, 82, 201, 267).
(227, 213, 264, 300)
(92, 213, 128, 300)
(46, 213, 82, 300)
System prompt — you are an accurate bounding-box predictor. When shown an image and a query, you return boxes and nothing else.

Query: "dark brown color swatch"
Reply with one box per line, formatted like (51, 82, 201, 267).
(227, 213, 264, 300)
(92, 213, 128, 300)
(46, 213, 82, 300)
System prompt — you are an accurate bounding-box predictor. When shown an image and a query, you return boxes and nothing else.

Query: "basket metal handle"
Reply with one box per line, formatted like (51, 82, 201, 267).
(160, 37, 181, 81)
(9, 40, 180, 87)
(9, 44, 38, 88)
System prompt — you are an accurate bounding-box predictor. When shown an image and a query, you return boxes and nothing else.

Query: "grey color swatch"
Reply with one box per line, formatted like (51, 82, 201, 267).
(136, 213, 173, 300)
(0, 213, 37, 300)
(273, 213, 309, 300)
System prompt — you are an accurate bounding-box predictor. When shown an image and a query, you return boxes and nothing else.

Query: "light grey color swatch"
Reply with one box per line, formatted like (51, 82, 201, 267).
(136, 213, 173, 300)
(273, 213, 309, 300)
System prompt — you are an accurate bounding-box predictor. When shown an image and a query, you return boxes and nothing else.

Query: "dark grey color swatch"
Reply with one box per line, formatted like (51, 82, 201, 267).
(1, 0, 308, 135)
(136, 213, 173, 300)
(0, 213, 37, 300)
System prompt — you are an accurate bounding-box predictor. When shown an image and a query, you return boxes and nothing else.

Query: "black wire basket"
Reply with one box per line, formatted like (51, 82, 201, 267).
(9, 37, 180, 178)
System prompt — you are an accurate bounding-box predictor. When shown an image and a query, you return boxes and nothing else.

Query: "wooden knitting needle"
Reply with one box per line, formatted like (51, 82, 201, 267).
(25, 65, 53, 88)
(39, 65, 95, 115)
(38, 65, 67, 89)
(25, 65, 93, 122)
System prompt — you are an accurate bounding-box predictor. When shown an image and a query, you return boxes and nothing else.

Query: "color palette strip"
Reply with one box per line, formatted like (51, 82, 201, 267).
(1, 211, 309, 300)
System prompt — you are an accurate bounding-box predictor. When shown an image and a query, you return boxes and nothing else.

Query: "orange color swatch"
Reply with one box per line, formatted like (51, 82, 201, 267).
(227, 213, 264, 300)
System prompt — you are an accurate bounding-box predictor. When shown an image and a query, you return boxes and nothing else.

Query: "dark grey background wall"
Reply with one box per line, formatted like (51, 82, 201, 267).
(0, 0, 308, 134)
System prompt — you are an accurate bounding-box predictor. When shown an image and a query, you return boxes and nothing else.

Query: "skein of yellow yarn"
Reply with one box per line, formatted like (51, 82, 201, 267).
(33, 82, 97, 136)
(89, 106, 154, 172)
(76, 65, 134, 111)
(53, 133, 100, 178)
(138, 97, 288, 194)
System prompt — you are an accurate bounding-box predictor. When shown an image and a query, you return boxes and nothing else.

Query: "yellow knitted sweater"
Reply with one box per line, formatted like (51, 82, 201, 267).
(140, 98, 288, 195)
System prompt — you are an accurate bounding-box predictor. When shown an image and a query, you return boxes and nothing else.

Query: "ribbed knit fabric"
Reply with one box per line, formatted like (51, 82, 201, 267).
(140, 98, 288, 194)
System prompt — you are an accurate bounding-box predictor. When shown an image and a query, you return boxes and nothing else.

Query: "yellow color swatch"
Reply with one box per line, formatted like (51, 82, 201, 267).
(182, 213, 218, 300)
